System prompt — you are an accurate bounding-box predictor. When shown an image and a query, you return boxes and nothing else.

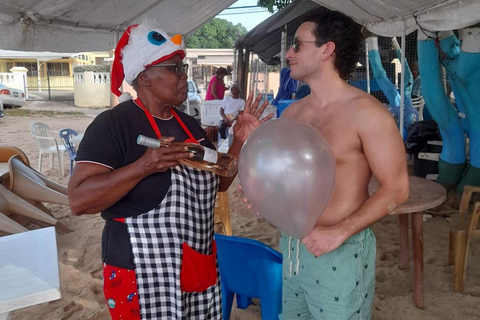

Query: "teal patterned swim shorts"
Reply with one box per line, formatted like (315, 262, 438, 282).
(279, 228, 376, 320)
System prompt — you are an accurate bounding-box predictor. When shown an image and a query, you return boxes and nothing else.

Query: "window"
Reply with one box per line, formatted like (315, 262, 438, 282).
(15, 62, 38, 76)
(46, 62, 70, 76)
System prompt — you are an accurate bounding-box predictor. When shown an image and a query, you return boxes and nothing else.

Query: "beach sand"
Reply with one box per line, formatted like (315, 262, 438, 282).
(1, 100, 479, 320)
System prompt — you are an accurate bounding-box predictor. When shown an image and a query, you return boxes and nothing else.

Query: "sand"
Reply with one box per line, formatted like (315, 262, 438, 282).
(1, 100, 479, 320)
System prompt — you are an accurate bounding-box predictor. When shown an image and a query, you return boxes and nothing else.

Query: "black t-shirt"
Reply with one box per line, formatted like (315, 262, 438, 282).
(76, 100, 215, 268)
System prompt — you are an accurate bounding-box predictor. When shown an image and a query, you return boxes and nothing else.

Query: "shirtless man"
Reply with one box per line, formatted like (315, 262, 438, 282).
(279, 10, 409, 320)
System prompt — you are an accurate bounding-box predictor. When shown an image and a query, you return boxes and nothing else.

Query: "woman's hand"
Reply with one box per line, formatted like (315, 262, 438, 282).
(233, 93, 274, 144)
(140, 137, 193, 175)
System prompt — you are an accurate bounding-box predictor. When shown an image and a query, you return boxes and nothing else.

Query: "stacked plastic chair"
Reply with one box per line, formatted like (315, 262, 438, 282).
(0, 145, 72, 235)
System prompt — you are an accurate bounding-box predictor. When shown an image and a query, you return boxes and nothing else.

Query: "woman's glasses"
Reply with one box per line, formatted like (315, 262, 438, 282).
(151, 63, 188, 76)
(291, 39, 324, 53)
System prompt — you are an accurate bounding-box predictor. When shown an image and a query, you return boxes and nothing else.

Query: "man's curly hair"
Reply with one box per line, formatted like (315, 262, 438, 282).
(303, 10, 363, 80)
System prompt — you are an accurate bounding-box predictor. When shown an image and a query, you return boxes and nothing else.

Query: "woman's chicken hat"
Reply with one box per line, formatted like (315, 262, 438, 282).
(111, 21, 186, 97)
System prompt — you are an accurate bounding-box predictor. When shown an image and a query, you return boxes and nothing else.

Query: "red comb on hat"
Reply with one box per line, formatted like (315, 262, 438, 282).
(111, 25, 138, 97)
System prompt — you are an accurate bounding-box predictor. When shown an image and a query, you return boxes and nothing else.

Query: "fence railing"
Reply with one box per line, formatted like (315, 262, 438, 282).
(26, 76, 74, 90)
(0, 73, 23, 86)
(74, 72, 110, 84)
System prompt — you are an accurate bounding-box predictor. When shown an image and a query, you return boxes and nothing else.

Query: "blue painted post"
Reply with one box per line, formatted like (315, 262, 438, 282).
(452, 27, 480, 190)
(417, 31, 467, 185)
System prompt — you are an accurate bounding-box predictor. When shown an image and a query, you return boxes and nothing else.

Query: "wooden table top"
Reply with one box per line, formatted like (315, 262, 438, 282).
(369, 175, 447, 214)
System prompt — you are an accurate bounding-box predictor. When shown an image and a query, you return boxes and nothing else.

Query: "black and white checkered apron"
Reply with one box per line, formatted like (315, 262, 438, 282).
(125, 165, 221, 320)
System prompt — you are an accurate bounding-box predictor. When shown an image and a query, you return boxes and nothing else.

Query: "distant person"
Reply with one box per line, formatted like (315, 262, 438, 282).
(411, 61, 421, 98)
(218, 84, 245, 139)
(205, 67, 229, 100)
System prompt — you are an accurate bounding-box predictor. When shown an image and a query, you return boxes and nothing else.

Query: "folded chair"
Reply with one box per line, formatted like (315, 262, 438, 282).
(0, 145, 30, 166)
(30, 122, 65, 176)
(214, 192, 232, 235)
(8, 155, 69, 206)
(0, 211, 28, 234)
(215, 234, 283, 320)
(449, 185, 480, 292)
(0, 184, 59, 234)
(59, 128, 78, 176)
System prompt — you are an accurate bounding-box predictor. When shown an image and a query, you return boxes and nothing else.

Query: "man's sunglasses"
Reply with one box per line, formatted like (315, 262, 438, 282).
(290, 39, 325, 53)
(151, 63, 188, 76)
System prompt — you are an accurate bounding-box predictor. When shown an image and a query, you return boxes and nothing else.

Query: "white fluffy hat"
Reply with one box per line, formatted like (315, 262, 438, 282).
(111, 21, 186, 97)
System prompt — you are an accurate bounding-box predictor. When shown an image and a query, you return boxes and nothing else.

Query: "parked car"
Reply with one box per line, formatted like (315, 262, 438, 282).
(0, 83, 26, 108)
(177, 80, 202, 121)
(0, 99, 3, 118)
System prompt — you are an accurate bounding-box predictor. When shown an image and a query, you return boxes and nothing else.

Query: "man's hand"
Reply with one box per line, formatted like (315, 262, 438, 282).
(233, 93, 273, 144)
(301, 225, 349, 258)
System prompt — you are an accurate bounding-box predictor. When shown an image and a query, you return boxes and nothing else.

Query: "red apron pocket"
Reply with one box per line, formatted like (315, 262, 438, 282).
(180, 241, 217, 292)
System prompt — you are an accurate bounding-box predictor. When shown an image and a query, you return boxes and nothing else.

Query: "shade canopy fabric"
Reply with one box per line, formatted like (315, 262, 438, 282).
(237, 0, 322, 64)
(1, 0, 479, 58)
(237, 0, 480, 63)
(317, 0, 480, 37)
(0, 0, 237, 52)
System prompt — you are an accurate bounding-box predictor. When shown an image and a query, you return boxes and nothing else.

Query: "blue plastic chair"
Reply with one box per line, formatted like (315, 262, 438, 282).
(58, 129, 78, 176)
(215, 234, 283, 320)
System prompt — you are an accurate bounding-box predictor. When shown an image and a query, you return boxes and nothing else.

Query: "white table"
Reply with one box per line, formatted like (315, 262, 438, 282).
(0, 227, 61, 319)
(70, 132, 84, 144)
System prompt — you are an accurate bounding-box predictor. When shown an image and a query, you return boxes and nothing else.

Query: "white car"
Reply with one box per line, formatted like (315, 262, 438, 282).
(0, 83, 26, 108)
(177, 80, 202, 120)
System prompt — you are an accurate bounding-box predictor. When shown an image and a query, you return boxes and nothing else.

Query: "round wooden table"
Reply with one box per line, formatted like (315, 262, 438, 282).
(369, 175, 446, 309)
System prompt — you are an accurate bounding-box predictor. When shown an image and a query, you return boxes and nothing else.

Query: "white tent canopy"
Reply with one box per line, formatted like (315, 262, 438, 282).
(0, 0, 236, 52)
(314, 0, 480, 37)
(0, 0, 479, 53)
(1, 0, 479, 54)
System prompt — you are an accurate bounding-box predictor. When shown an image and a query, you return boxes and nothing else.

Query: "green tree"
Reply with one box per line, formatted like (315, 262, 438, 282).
(186, 18, 248, 49)
(258, 0, 294, 13)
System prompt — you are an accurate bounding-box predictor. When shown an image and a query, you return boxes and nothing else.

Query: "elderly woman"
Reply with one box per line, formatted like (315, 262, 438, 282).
(68, 21, 272, 320)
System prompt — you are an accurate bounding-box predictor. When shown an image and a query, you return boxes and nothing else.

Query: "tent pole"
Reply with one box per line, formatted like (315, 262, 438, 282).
(365, 39, 370, 94)
(233, 48, 238, 85)
(281, 25, 287, 70)
(37, 60, 42, 93)
(237, 47, 245, 99)
(244, 49, 250, 98)
(399, 30, 406, 139)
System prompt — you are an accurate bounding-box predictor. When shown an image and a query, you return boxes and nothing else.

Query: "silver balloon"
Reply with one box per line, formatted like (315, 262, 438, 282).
(238, 118, 336, 238)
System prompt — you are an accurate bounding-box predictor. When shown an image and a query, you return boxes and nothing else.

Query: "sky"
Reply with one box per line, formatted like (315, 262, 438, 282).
(215, 0, 275, 31)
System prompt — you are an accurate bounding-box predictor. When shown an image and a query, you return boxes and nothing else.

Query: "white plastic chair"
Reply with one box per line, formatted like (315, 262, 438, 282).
(412, 96, 425, 121)
(30, 122, 65, 176)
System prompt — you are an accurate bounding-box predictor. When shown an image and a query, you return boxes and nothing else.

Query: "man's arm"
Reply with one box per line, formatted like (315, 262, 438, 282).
(68, 138, 193, 215)
(219, 107, 230, 125)
(302, 103, 409, 257)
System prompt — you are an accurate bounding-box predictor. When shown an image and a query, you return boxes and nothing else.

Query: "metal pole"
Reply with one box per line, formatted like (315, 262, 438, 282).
(47, 68, 51, 100)
(399, 30, 406, 139)
(365, 40, 370, 94)
(37, 60, 42, 93)
(280, 25, 287, 70)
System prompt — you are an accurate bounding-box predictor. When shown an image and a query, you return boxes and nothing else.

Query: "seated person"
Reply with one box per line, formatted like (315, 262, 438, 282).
(219, 84, 245, 139)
